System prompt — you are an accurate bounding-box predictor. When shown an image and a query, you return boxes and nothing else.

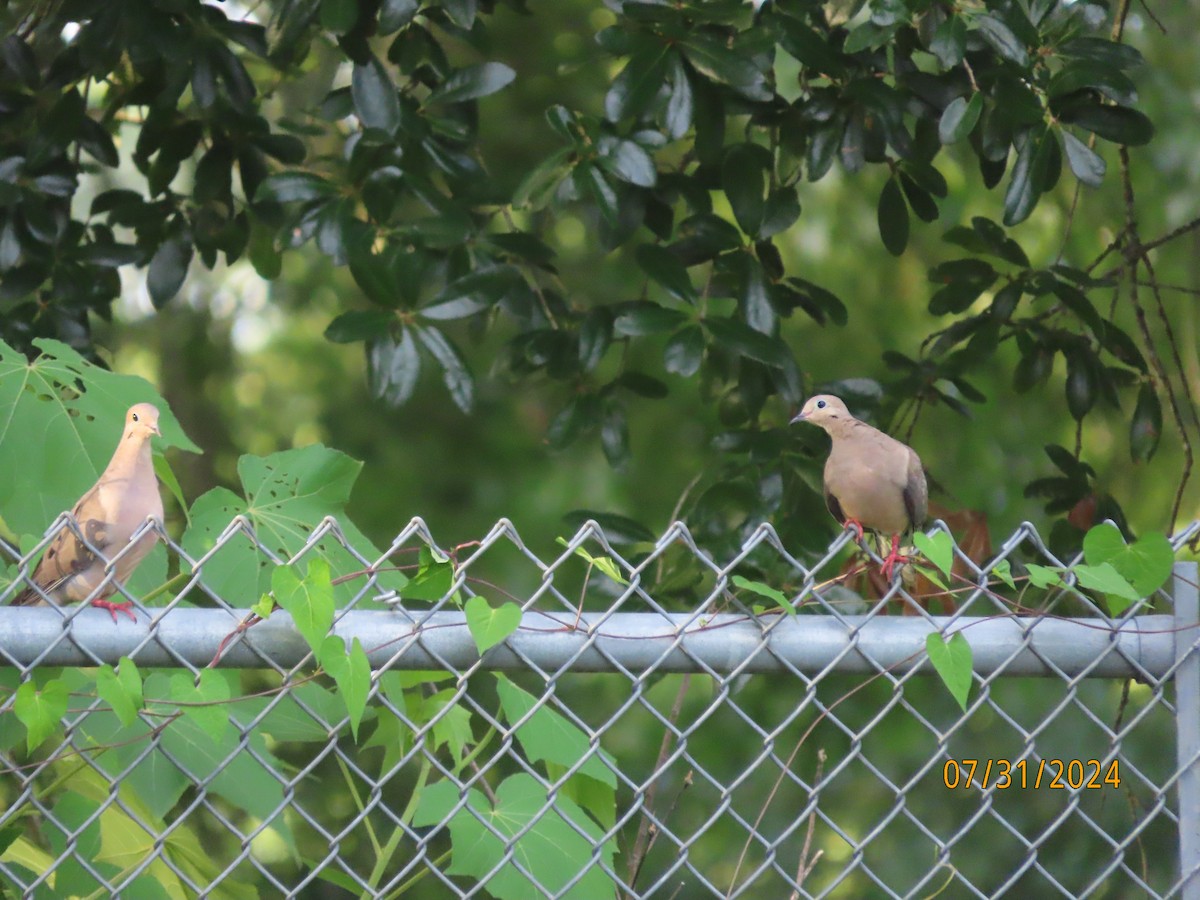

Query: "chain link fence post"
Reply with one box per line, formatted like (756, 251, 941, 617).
(1175, 561, 1200, 900)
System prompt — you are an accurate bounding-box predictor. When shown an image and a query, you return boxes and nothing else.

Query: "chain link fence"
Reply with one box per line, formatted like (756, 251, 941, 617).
(1, 516, 1198, 899)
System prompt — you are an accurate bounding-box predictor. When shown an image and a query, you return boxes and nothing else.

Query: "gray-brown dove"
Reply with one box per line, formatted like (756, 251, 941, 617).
(792, 394, 927, 579)
(11, 403, 164, 621)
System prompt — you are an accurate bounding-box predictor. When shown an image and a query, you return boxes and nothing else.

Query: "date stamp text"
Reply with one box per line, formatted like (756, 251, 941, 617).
(942, 758, 1121, 790)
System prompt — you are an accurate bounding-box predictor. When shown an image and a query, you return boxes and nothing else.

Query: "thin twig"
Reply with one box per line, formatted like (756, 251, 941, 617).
(626, 674, 692, 897)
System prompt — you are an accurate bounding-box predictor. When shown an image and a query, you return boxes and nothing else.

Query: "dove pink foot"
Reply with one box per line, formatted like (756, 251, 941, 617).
(92, 597, 137, 623)
(879, 534, 911, 581)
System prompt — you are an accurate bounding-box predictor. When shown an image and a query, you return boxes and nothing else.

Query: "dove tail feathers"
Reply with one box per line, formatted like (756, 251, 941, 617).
(10, 586, 42, 606)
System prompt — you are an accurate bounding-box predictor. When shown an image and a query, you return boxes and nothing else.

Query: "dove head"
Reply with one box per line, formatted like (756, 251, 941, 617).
(125, 403, 161, 440)
(791, 395, 852, 432)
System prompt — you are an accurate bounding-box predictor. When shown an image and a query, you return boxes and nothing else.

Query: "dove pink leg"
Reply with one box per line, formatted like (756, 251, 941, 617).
(879, 534, 910, 581)
(845, 519, 865, 542)
(91, 597, 137, 623)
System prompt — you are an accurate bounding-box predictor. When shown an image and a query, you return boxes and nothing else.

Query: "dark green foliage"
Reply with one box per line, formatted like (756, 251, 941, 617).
(0, 0, 1166, 551)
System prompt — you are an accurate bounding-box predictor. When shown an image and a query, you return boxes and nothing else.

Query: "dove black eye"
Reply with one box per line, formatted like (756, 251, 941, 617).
(816, 400, 826, 409)
(132, 413, 139, 421)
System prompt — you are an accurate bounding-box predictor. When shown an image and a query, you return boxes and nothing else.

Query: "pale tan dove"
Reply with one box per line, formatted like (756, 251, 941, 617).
(792, 394, 927, 579)
(11, 403, 164, 621)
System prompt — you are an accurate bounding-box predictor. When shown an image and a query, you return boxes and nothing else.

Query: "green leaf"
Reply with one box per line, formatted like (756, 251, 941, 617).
(320, 0, 358, 34)
(415, 325, 474, 413)
(168, 670, 232, 742)
(512, 147, 572, 210)
(930, 16, 966, 68)
(423, 266, 519, 319)
(722, 143, 769, 236)
(152, 452, 188, 525)
(347, 240, 404, 307)
(899, 174, 938, 223)
(273, 559, 335, 657)
(605, 43, 671, 122)
(554, 537, 628, 584)
(324, 309, 394, 343)
(401, 546, 454, 601)
(78, 116, 119, 167)
(464, 595, 522, 654)
(915, 565, 948, 591)
(636, 244, 696, 303)
(613, 302, 688, 336)
(601, 402, 629, 468)
(1072, 562, 1140, 614)
(251, 593, 275, 619)
(1130, 383, 1162, 463)
(575, 164, 620, 227)
(1060, 129, 1105, 186)
(15, 678, 68, 752)
(663, 325, 705, 376)
(1082, 522, 1174, 597)
(877, 177, 909, 257)
(181, 444, 403, 608)
(416, 774, 616, 900)
(495, 676, 617, 787)
(147, 234, 192, 309)
(925, 632, 972, 711)
(1003, 129, 1043, 227)
(1065, 347, 1096, 420)
(320, 635, 372, 740)
(843, 20, 897, 53)
(913, 531, 953, 581)
(248, 217, 281, 278)
(664, 54, 693, 139)
(614, 371, 668, 398)
(352, 54, 401, 135)
(785, 277, 848, 326)
(379, 0, 418, 34)
(1048, 63, 1138, 106)
(152, 677, 292, 832)
(1025, 563, 1066, 589)
(731, 575, 789, 612)
(1058, 101, 1154, 146)
(681, 32, 769, 102)
(737, 253, 774, 335)
(760, 187, 801, 239)
(254, 172, 338, 204)
(975, 14, 1028, 67)
(96, 658, 143, 728)
(991, 559, 1016, 590)
(578, 309, 613, 372)
(599, 138, 657, 188)
(779, 16, 847, 76)
(369, 329, 421, 406)
(1058, 36, 1145, 71)
(426, 62, 516, 106)
(939, 94, 982, 144)
(703, 317, 790, 368)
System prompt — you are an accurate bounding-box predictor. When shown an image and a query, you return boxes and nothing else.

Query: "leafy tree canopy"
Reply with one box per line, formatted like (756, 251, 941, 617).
(0, 0, 1195, 558)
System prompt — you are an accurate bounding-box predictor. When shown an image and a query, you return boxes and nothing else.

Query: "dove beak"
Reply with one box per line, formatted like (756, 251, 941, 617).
(790, 411, 808, 425)
(150, 422, 162, 437)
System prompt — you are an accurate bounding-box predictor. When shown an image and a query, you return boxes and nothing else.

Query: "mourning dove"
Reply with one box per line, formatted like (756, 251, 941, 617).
(11, 403, 164, 621)
(792, 394, 927, 579)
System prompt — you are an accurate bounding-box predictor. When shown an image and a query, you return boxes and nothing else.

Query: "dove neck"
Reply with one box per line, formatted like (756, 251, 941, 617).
(106, 433, 153, 477)
(822, 417, 864, 441)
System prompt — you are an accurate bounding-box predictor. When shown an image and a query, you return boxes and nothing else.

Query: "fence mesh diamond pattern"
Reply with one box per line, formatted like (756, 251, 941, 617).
(1, 516, 1198, 899)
